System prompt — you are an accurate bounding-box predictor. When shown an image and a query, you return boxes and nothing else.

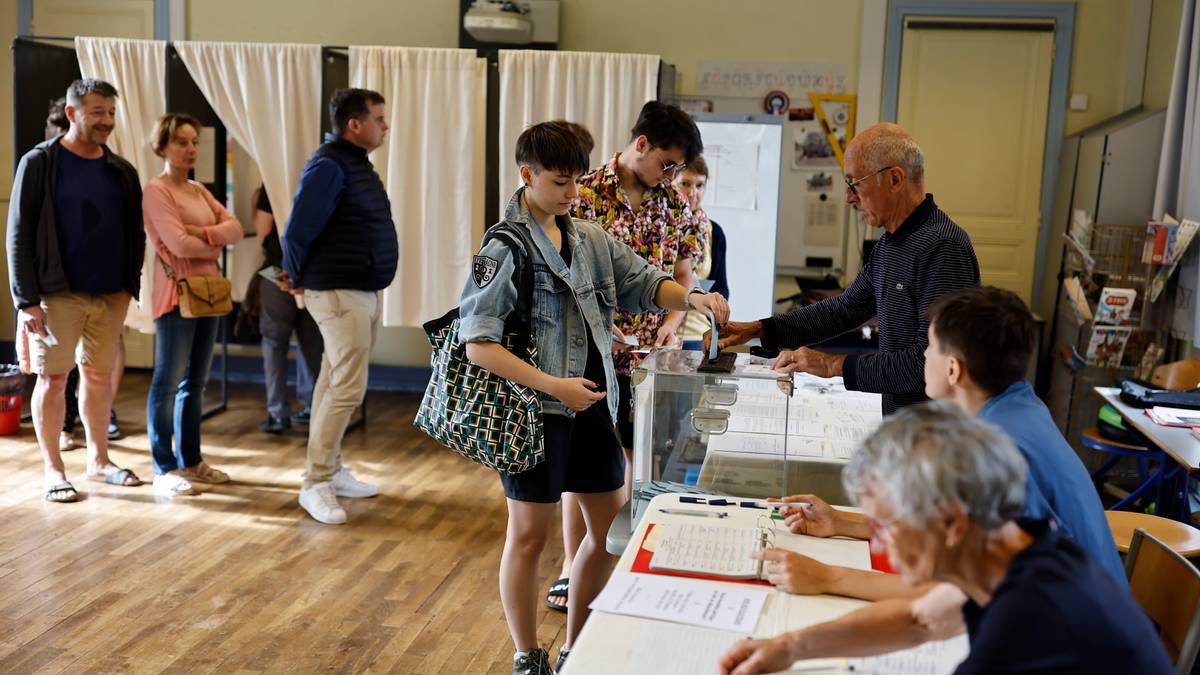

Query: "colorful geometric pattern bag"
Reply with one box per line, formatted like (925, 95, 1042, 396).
(414, 222, 544, 474)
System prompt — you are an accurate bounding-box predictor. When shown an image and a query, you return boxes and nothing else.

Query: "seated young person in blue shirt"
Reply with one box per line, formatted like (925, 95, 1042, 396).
(457, 120, 729, 675)
(720, 403, 1171, 675)
(724, 286, 1126, 664)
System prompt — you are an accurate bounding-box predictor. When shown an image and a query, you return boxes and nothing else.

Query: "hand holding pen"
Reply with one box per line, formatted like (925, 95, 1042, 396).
(770, 494, 840, 537)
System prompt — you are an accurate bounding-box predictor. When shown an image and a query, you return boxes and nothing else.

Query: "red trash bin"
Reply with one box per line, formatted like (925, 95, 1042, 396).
(0, 365, 25, 436)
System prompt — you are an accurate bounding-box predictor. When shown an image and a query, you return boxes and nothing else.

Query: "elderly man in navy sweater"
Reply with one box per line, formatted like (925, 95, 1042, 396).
(281, 88, 399, 525)
(714, 123, 979, 414)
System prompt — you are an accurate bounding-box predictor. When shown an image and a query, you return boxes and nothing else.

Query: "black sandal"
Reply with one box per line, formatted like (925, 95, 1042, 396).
(545, 577, 568, 613)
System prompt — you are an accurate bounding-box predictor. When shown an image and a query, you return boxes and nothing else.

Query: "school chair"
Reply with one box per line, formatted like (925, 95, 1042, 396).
(1124, 528, 1200, 674)
(1106, 511, 1200, 557)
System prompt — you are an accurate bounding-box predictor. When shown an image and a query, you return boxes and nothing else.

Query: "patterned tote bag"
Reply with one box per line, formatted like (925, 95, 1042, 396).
(415, 222, 545, 474)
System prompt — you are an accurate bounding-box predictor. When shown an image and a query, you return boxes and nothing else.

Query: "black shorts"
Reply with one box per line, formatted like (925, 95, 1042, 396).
(499, 403, 625, 503)
(616, 373, 634, 449)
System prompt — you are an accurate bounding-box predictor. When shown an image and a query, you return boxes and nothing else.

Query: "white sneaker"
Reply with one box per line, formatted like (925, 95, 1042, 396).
(153, 472, 196, 496)
(299, 482, 347, 524)
(331, 467, 379, 499)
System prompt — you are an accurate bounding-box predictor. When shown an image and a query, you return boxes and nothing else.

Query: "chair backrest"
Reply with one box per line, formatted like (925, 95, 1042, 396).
(1151, 359, 1200, 391)
(1125, 528, 1200, 674)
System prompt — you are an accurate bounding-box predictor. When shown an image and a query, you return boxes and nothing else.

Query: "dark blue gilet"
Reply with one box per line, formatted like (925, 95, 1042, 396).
(301, 134, 398, 291)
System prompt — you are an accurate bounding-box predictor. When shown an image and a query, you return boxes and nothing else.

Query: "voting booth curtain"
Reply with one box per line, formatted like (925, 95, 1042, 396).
(74, 37, 167, 334)
(172, 41, 323, 230)
(350, 46, 487, 328)
(497, 50, 660, 215)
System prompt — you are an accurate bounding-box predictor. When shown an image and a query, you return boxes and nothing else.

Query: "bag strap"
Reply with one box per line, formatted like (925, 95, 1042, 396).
(157, 254, 178, 282)
(481, 221, 536, 354)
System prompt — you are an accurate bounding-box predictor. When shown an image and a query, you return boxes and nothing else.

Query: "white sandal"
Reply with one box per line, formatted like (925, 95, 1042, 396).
(153, 472, 196, 496)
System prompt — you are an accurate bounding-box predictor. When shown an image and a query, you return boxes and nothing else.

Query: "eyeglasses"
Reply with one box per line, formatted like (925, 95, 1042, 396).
(845, 166, 895, 196)
(661, 159, 687, 175)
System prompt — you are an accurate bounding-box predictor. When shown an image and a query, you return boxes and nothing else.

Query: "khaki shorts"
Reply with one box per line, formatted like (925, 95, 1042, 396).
(29, 292, 129, 375)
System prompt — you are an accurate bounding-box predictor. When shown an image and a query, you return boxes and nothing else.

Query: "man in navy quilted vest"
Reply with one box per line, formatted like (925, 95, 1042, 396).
(281, 88, 399, 525)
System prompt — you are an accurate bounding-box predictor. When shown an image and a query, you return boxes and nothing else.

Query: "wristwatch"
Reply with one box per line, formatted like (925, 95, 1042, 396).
(686, 288, 706, 311)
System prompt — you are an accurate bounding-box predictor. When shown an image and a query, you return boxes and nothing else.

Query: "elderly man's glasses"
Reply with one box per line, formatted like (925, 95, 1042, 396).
(845, 166, 895, 196)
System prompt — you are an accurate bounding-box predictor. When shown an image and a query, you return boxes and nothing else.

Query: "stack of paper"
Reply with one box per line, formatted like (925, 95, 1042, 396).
(590, 571, 769, 633)
(1145, 406, 1200, 427)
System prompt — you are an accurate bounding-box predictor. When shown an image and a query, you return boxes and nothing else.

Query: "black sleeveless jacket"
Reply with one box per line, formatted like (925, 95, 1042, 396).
(300, 134, 398, 291)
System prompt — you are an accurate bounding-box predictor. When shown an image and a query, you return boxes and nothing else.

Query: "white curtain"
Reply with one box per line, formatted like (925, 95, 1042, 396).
(172, 41, 322, 228)
(1153, 0, 1200, 343)
(75, 37, 167, 334)
(350, 46, 486, 327)
(498, 50, 660, 212)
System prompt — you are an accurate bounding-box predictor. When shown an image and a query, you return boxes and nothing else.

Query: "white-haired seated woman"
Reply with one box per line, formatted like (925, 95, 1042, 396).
(720, 401, 1172, 675)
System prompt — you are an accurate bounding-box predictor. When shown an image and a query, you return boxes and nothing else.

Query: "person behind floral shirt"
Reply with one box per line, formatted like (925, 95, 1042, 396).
(571, 101, 706, 449)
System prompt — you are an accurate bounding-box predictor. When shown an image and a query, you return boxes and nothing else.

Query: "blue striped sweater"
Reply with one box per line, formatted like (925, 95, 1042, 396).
(762, 195, 980, 414)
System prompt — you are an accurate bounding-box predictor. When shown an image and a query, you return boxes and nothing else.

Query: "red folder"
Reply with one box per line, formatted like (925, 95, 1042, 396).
(629, 523, 898, 581)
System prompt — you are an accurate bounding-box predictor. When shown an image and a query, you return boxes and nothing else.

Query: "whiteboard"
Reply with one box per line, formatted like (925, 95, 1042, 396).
(694, 114, 783, 323)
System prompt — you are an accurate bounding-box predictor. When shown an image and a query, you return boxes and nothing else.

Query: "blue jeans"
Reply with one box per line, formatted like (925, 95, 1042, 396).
(147, 309, 219, 475)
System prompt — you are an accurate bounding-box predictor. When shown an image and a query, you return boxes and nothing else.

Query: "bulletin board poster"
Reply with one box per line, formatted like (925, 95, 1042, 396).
(696, 62, 849, 101)
(696, 62, 849, 169)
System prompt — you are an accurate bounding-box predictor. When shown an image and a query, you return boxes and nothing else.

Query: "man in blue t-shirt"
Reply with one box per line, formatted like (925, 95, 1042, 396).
(8, 79, 146, 503)
(739, 286, 1126, 663)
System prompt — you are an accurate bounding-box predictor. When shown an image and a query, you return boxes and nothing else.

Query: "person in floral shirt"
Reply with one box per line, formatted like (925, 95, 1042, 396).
(548, 102, 706, 615)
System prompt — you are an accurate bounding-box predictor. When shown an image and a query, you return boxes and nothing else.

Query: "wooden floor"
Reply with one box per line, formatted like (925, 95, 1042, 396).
(0, 372, 569, 674)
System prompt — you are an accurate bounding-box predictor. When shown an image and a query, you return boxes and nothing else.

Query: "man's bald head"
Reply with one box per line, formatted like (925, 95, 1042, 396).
(846, 123, 925, 186)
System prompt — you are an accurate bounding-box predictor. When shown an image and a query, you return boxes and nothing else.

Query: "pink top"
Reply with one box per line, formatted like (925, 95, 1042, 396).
(143, 178, 244, 319)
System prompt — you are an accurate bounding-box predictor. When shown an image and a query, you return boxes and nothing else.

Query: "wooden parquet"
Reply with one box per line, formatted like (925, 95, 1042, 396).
(0, 372, 568, 673)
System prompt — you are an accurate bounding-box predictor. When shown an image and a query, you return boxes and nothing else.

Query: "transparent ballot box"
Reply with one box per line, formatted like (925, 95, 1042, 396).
(629, 350, 881, 526)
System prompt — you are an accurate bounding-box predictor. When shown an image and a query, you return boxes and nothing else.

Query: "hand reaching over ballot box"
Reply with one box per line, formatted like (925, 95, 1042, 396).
(771, 347, 846, 378)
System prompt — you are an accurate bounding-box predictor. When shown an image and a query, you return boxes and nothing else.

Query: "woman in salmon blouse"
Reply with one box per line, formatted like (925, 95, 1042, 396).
(142, 113, 244, 497)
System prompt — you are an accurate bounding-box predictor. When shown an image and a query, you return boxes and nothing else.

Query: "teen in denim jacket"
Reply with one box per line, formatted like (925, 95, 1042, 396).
(457, 121, 728, 675)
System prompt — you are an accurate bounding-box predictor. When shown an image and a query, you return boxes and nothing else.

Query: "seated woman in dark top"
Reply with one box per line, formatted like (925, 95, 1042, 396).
(719, 402, 1173, 675)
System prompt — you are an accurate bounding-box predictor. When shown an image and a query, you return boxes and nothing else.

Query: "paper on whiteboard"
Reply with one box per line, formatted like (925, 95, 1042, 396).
(707, 142, 759, 210)
(590, 571, 768, 633)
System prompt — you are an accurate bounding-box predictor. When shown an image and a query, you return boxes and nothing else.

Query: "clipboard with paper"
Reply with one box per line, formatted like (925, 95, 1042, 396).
(632, 518, 777, 584)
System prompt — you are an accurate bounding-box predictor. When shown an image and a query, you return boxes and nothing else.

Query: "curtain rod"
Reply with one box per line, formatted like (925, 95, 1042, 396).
(20, 35, 351, 51)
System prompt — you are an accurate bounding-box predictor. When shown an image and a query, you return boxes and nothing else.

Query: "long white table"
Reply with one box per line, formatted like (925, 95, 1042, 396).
(567, 493, 968, 674)
(1094, 387, 1200, 471)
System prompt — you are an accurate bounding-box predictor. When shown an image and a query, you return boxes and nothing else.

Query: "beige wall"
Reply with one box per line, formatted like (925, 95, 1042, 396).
(185, 0, 459, 45)
(1060, 0, 1134, 134)
(1145, 0, 1185, 110)
(0, 0, 19, 339)
(0, 0, 1186, 365)
(560, 0, 864, 94)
